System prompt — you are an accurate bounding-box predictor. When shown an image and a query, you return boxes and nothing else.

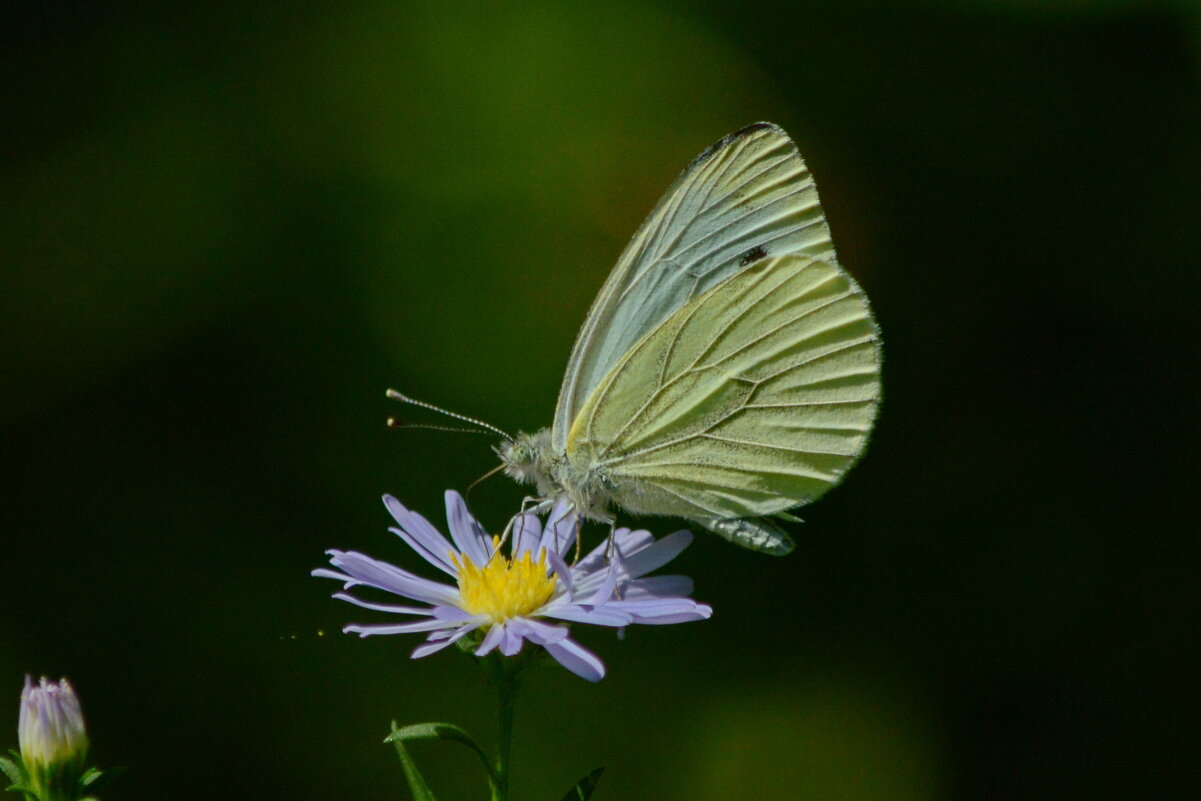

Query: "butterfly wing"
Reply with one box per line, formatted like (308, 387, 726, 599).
(567, 254, 881, 553)
(551, 122, 835, 453)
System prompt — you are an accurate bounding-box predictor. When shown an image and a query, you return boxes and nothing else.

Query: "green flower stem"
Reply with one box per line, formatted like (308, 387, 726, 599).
(485, 652, 528, 801)
(495, 680, 515, 801)
(494, 667, 518, 801)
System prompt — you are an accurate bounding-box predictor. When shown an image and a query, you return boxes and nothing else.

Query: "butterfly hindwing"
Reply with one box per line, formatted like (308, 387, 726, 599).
(567, 255, 880, 535)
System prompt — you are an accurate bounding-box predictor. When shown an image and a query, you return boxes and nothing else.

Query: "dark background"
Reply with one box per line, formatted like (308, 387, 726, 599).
(3, 1, 1199, 799)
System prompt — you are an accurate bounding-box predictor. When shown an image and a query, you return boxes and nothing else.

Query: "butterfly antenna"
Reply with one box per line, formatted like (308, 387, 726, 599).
(386, 421, 494, 436)
(385, 389, 512, 441)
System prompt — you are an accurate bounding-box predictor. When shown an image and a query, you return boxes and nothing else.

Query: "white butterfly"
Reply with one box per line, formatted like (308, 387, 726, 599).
(399, 123, 881, 554)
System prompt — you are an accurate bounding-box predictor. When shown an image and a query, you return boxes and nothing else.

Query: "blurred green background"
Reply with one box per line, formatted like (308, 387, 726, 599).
(4, 1, 1200, 799)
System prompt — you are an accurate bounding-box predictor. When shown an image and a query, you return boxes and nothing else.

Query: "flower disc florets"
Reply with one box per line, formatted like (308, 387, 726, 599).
(454, 540, 556, 622)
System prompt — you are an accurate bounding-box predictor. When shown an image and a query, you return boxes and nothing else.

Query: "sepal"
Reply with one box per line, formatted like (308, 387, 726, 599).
(559, 766, 604, 801)
(79, 766, 124, 794)
(454, 629, 485, 654)
(0, 754, 34, 799)
(0, 753, 119, 801)
(0, 752, 28, 788)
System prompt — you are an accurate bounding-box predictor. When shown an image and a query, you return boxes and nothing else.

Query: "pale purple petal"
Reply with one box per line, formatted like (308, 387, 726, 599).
(607, 598, 713, 624)
(411, 639, 456, 659)
(544, 604, 633, 627)
(311, 567, 353, 582)
(543, 637, 606, 682)
(625, 610, 713, 625)
(431, 606, 482, 622)
(475, 623, 505, 656)
(585, 557, 620, 605)
(383, 495, 458, 575)
(622, 575, 694, 599)
(318, 551, 461, 606)
(499, 623, 526, 656)
(569, 528, 666, 593)
(511, 617, 569, 646)
(422, 628, 458, 645)
(387, 527, 457, 576)
(330, 592, 435, 615)
(570, 528, 652, 586)
(571, 535, 636, 595)
(621, 530, 693, 578)
(445, 490, 491, 567)
(345, 618, 459, 636)
(545, 549, 573, 596)
(510, 513, 543, 557)
(568, 555, 617, 597)
(572, 537, 612, 579)
(539, 501, 577, 556)
(613, 527, 656, 558)
(412, 624, 480, 658)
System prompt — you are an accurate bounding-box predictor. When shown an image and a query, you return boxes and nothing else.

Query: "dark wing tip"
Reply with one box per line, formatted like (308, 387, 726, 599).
(737, 121, 785, 136)
(684, 122, 791, 173)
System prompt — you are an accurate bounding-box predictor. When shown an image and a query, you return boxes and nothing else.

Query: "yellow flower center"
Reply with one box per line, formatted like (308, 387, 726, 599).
(453, 537, 556, 622)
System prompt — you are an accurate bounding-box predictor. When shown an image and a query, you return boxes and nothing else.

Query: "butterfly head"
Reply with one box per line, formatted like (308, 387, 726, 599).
(497, 429, 558, 496)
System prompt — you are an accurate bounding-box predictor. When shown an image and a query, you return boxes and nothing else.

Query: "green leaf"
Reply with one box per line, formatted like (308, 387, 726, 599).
(559, 766, 605, 801)
(384, 722, 497, 787)
(0, 755, 25, 786)
(388, 722, 438, 801)
(80, 765, 125, 792)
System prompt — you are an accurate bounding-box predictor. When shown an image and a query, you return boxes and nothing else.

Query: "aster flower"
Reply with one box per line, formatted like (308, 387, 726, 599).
(314, 491, 712, 681)
(18, 677, 88, 776)
(1, 676, 102, 801)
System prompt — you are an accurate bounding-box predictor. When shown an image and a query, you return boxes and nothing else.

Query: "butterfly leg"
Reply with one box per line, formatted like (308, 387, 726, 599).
(601, 516, 619, 563)
(493, 496, 552, 562)
(522, 496, 554, 518)
(572, 515, 584, 564)
(603, 517, 628, 602)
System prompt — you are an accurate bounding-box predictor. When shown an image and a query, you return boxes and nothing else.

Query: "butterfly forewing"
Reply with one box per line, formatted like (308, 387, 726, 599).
(567, 255, 880, 521)
(552, 123, 835, 452)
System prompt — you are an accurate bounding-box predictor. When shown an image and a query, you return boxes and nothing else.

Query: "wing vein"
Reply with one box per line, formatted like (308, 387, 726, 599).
(692, 286, 854, 372)
(701, 433, 856, 458)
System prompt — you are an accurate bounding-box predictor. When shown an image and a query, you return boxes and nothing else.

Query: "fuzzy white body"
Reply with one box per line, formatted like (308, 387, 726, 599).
(499, 430, 616, 522)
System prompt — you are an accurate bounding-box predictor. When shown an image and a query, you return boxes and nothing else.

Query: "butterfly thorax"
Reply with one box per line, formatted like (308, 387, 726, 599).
(497, 429, 614, 522)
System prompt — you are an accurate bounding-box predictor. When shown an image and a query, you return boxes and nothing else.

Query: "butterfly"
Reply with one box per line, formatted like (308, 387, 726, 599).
(396, 122, 881, 555)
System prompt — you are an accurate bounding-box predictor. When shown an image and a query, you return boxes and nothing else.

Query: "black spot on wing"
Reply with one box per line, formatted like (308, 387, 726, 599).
(738, 244, 768, 266)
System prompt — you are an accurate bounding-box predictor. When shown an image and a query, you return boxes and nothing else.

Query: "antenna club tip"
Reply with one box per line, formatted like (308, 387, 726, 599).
(386, 417, 399, 427)
(380, 390, 511, 440)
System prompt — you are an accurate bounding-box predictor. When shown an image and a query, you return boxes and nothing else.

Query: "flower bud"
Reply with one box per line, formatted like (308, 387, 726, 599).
(18, 676, 89, 800)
